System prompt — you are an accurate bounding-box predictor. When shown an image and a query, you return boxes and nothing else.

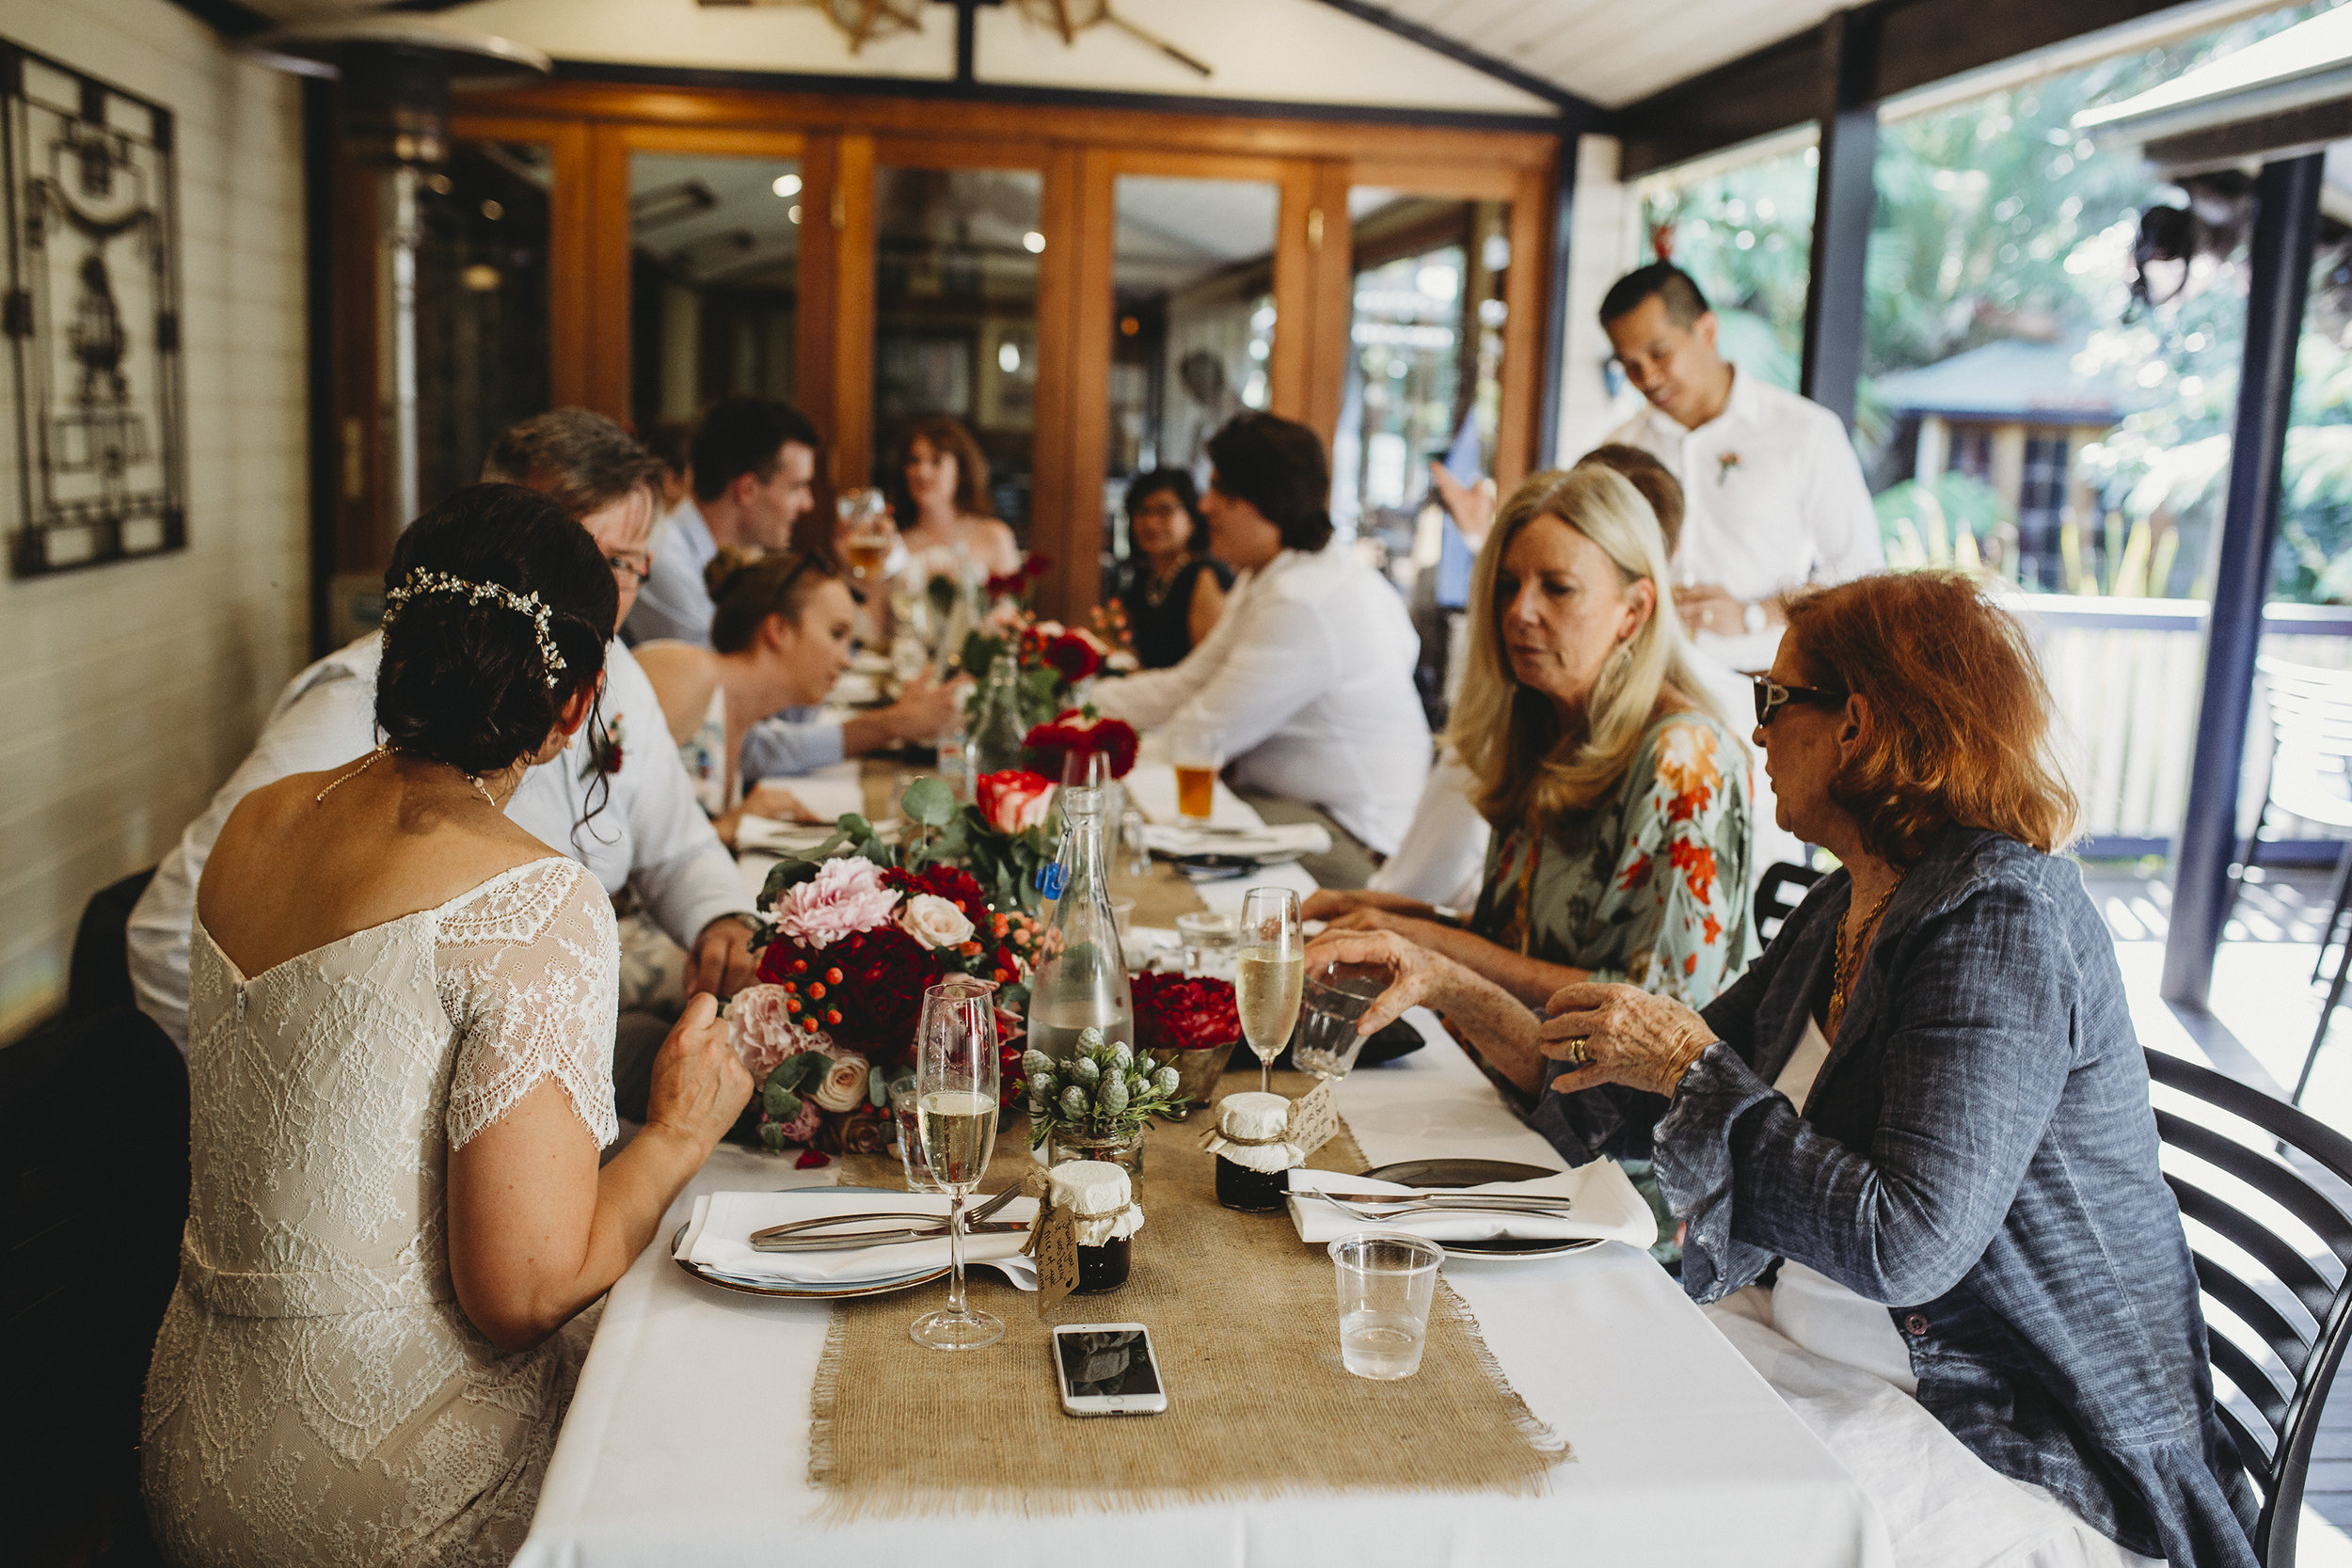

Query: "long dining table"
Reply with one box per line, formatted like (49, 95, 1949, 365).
(512, 762, 1895, 1567)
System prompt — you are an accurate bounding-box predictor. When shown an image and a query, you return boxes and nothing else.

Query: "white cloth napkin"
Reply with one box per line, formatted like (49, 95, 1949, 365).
(1142, 822, 1332, 860)
(1284, 1162, 1659, 1249)
(676, 1190, 1041, 1290)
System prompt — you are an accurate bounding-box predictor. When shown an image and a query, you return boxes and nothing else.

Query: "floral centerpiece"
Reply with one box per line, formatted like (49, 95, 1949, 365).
(957, 552, 1136, 733)
(1130, 970, 1243, 1112)
(1023, 1025, 1192, 1176)
(734, 774, 1059, 1153)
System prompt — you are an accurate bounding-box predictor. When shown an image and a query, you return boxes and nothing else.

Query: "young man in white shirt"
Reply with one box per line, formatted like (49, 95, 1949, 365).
(627, 397, 821, 648)
(129, 411, 758, 1118)
(1600, 261, 1884, 870)
(1090, 413, 1429, 886)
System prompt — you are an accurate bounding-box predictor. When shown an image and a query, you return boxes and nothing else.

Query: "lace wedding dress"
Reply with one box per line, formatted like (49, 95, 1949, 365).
(143, 858, 620, 1568)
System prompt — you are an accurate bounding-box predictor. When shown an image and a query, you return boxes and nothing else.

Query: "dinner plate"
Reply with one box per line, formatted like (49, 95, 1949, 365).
(1358, 1157, 1603, 1260)
(670, 1186, 957, 1300)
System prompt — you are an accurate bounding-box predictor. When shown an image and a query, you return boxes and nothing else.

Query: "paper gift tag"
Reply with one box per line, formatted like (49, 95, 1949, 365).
(1287, 1080, 1338, 1158)
(1033, 1200, 1078, 1313)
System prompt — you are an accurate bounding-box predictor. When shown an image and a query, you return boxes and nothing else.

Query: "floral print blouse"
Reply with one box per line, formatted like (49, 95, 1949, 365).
(1469, 709, 1755, 1006)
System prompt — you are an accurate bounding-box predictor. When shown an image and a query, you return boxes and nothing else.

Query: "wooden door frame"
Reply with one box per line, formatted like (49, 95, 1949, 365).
(445, 83, 1559, 620)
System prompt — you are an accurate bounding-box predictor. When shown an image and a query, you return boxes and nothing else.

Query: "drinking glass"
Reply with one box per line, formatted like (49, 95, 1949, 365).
(1234, 887, 1304, 1096)
(910, 976, 1003, 1351)
(1294, 958, 1387, 1081)
(1329, 1231, 1444, 1380)
(1168, 723, 1223, 823)
(889, 1074, 940, 1192)
(1176, 910, 1237, 979)
(838, 487, 895, 581)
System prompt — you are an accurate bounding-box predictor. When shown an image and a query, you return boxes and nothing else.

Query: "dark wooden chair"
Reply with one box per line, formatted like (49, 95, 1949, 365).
(2146, 1048, 2352, 1566)
(1753, 860, 1825, 949)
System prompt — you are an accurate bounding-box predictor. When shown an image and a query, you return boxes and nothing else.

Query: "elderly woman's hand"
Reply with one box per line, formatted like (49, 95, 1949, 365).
(1539, 981, 1717, 1099)
(1303, 927, 1465, 1037)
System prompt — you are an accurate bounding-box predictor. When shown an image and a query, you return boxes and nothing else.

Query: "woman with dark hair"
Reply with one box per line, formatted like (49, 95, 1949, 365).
(142, 483, 754, 1568)
(1116, 468, 1231, 668)
(892, 416, 1021, 580)
(635, 546, 961, 843)
(1492, 571, 2252, 1565)
(1090, 412, 1428, 885)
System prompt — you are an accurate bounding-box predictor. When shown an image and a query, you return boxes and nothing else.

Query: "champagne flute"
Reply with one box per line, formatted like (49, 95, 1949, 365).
(1234, 887, 1305, 1096)
(909, 976, 1003, 1352)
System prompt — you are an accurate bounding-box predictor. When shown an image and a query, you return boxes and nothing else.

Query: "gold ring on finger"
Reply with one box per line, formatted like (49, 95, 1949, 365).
(1557, 1035, 1591, 1069)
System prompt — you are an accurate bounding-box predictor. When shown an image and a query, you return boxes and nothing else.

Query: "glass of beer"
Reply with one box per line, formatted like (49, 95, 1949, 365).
(837, 487, 894, 580)
(1170, 723, 1222, 823)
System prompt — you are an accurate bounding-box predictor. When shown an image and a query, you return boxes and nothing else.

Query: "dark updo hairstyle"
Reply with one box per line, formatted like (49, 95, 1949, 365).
(703, 546, 843, 655)
(1124, 468, 1207, 555)
(375, 483, 617, 787)
(1204, 412, 1332, 552)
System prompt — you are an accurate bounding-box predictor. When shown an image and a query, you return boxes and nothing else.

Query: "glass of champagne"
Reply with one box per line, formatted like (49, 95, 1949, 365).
(1235, 887, 1305, 1096)
(909, 976, 1003, 1351)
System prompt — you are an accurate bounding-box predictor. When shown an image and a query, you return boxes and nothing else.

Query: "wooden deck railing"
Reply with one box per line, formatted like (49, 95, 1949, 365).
(2024, 597, 2352, 858)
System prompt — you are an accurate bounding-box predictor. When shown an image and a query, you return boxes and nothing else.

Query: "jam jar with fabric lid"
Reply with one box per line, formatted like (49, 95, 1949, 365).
(1205, 1092, 1300, 1212)
(1051, 1160, 1143, 1292)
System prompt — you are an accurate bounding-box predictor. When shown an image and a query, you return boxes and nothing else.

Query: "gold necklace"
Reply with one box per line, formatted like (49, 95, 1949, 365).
(313, 746, 496, 808)
(1825, 873, 1903, 1043)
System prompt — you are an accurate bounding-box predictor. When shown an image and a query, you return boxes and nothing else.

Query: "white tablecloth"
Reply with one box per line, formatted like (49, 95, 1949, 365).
(516, 1013, 1893, 1567)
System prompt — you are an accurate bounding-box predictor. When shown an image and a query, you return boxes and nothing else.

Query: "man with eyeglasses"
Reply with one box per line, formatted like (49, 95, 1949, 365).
(130, 410, 762, 1084)
(627, 395, 821, 647)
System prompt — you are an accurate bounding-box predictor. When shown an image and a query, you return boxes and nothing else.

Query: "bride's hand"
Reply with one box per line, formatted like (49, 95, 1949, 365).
(645, 993, 752, 1150)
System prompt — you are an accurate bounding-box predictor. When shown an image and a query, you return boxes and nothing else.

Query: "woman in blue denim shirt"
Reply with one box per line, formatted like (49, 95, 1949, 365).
(1539, 572, 2256, 1566)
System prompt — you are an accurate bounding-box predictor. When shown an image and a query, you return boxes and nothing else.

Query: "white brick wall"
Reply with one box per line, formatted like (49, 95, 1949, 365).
(0, 0, 308, 1042)
(1554, 134, 1649, 465)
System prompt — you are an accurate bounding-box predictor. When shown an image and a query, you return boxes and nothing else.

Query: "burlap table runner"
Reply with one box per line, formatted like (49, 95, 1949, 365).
(813, 1067, 1570, 1518)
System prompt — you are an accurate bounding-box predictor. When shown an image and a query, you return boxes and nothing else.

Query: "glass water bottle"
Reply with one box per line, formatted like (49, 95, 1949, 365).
(1022, 773, 1134, 1063)
(970, 654, 1027, 778)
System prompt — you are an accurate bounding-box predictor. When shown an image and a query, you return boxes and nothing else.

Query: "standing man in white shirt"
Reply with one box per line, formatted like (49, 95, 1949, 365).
(129, 411, 757, 1119)
(1600, 262, 1883, 869)
(1090, 413, 1428, 886)
(627, 396, 822, 647)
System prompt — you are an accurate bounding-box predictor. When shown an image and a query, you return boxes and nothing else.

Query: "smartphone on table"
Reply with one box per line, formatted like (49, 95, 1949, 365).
(1051, 1323, 1168, 1417)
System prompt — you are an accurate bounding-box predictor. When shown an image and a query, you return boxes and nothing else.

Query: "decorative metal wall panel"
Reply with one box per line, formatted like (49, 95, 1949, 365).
(1, 41, 184, 578)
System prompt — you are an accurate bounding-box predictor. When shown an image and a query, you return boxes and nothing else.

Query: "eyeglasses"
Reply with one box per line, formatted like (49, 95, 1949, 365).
(606, 553, 653, 585)
(1751, 673, 1847, 728)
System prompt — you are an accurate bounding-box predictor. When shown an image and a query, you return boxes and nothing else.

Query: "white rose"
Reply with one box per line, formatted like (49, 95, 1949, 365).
(811, 1052, 871, 1114)
(898, 892, 976, 951)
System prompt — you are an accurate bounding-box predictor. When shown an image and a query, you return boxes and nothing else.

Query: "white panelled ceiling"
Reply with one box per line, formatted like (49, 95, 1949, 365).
(229, 0, 1864, 112)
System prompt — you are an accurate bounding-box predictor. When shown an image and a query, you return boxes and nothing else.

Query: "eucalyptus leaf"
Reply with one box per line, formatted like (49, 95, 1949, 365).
(858, 836, 895, 867)
(836, 814, 872, 838)
(758, 857, 821, 906)
(900, 776, 957, 827)
(764, 1085, 803, 1122)
(784, 1050, 832, 1089)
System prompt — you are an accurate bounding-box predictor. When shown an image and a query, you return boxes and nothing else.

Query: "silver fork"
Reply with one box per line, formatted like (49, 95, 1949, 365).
(1301, 1189, 1575, 1224)
(748, 1184, 1021, 1246)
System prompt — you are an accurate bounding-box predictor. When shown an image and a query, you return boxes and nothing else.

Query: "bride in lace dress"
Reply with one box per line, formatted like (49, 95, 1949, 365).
(142, 483, 753, 1568)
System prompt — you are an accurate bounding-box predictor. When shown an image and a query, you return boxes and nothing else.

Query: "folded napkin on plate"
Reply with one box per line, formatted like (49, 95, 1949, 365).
(677, 1189, 1041, 1290)
(1285, 1162, 1658, 1250)
(1143, 822, 1332, 860)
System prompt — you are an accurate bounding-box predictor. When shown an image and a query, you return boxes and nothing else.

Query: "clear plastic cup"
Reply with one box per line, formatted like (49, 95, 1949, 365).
(1294, 958, 1388, 1080)
(1328, 1231, 1444, 1380)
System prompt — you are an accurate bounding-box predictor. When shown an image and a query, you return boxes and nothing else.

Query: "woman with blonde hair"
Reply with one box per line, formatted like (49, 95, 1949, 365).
(1306, 463, 1752, 1214)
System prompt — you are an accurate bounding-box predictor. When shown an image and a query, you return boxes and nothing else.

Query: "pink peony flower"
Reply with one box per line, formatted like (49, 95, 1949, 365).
(726, 984, 801, 1081)
(772, 857, 900, 949)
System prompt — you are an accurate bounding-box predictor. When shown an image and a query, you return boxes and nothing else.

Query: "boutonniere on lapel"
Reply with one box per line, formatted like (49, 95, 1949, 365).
(583, 714, 626, 780)
(1716, 451, 1743, 485)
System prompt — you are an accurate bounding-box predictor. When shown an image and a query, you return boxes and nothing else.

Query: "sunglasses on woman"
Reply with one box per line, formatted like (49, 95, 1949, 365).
(1751, 673, 1848, 728)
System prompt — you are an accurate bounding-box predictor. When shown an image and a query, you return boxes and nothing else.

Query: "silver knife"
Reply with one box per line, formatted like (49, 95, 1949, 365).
(750, 1219, 1031, 1253)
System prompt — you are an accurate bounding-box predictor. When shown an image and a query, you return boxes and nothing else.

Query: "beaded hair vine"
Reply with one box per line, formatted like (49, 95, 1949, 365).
(380, 568, 569, 688)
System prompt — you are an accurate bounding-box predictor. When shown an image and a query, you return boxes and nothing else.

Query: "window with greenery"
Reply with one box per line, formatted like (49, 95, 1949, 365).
(1636, 141, 1817, 393)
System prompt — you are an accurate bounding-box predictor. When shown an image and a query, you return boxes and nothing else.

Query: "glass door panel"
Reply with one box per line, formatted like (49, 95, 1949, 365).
(1105, 174, 1280, 561)
(1331, 189, 1513, 558)
(628, 151, 803, 438)
(872, 165, 1044, 539)
(415, 138, 551, 510)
